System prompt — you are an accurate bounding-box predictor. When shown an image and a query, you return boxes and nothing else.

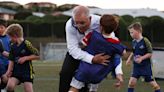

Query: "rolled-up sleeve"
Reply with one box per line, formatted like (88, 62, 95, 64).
(65, 19, 93, 64)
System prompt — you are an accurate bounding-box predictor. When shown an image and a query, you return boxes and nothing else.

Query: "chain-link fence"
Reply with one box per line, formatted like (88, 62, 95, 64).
(40, 42, 67, 62)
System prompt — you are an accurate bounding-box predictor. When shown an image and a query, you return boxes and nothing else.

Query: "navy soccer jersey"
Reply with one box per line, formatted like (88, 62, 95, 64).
(132, 37, 153, 78)
(74, 31, 125, 84)
(9, 40, 39, 80)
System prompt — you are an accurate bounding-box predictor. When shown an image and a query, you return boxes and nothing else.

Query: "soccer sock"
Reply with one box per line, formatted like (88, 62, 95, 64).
(155, 89, 160, 92)
(128, 88, 134, 92)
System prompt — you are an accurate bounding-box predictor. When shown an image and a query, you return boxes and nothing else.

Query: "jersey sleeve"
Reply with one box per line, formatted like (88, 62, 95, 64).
(113, 44, 126, 55)
(81, 32, 93, 46)
(25, 40, 39, 56)
(8, 44, 15, 61)
(144, 37, 152, 53)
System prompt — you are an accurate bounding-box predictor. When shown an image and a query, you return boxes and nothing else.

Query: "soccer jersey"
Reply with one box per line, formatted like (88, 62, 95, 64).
(132, 37, 153, 76)
(0, 35, 10, 66)
(74, 31, 125, 84)
(9, 40, 39, 79)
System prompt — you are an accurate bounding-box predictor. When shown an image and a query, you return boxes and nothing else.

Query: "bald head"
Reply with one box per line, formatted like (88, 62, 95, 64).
(72, 6, 90, 19)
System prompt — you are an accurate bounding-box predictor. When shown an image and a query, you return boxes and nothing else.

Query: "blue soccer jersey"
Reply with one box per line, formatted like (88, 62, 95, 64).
(0, 35, 10, 76)
(0, 35, 10, 66)
(74, 31, 125, 84)
(132, 37, 153, 78)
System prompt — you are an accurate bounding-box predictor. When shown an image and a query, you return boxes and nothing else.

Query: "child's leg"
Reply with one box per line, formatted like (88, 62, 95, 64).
(149, 80, 160, 92)
(88, 83, 99, 92)
(0, 74, 8, 89)
(69, 86, 79, 92)
(6, 77, 19, 92)
(23, 82, 33, 92)
(69, 77, 85, 92)
(114, 58, 123, 89)
(114, 74, 123, 89)
(127, 77, 137, 92)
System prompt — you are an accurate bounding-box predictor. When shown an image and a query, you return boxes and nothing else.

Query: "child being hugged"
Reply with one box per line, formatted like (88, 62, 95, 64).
(69, 14, 126, 92)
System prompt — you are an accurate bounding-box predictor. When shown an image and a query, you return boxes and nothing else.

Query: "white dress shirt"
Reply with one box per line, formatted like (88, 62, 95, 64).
(65, 14, 115, 63)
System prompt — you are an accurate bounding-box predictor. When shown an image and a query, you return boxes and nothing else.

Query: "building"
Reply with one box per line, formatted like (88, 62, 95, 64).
(0, 7, 16, 20)
(0, 1, 21, 8)
(24, 2, 57, 9)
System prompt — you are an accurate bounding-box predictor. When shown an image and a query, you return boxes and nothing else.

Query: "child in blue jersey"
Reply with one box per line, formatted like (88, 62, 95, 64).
(126, 22, 161, 92)
(4, 24, 40, 92)
(69, 14, 126, 92)
(0, 19, 10, 91)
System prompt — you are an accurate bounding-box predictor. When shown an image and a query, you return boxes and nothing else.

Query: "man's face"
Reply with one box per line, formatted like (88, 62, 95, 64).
(73, 14, 91, 33)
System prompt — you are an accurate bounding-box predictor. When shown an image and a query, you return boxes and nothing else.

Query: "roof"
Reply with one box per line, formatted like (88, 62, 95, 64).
(63, 8, 164, 18)
(0, 7, 16, 14)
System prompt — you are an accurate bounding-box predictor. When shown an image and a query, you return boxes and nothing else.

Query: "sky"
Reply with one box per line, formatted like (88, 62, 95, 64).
(1, 0, 164, 11)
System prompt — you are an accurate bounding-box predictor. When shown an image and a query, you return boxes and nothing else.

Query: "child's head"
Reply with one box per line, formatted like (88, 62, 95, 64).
(0, 19, 7, 36)
(6, 24, 23, 43)
(100, 14, 118, 34)
(128, 22, 143, 39)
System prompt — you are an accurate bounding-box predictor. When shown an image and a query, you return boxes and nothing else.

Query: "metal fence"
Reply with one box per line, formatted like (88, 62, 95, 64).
(40, 42, 67, 61)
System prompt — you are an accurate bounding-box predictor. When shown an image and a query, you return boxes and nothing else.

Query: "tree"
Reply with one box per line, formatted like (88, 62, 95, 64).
(14, 11, 32, 20)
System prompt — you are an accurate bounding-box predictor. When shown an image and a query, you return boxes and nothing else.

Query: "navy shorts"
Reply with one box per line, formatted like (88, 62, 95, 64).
(0, 64, 8, 77)
(132, 74, 154, 82)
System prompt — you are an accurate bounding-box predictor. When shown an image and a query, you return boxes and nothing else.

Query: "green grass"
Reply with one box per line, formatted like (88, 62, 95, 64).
(14, 61, 164, 92)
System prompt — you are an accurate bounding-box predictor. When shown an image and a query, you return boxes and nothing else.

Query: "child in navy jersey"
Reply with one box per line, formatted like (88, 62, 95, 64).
(4, 24, 40, 92)
(126, 22, 161, 92)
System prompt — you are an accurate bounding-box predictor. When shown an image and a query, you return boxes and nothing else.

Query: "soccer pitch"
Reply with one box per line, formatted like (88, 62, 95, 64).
(15, 61, 164, 92)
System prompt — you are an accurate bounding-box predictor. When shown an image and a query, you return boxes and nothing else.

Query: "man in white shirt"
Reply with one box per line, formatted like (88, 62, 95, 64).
(59, 5, 111, 92)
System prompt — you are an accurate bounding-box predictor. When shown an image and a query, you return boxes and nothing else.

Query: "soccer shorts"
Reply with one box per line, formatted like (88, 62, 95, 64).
(70, 77, 99, 91)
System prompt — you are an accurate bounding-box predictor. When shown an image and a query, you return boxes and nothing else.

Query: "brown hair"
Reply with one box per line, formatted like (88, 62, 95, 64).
(128, 22, 143, 33)
(100, 14, 118, 34)
(6, 24, 23, 37)
(0, 19, 7, 27)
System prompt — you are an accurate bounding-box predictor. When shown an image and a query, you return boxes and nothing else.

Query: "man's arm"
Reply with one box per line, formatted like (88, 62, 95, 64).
(66, 19, 94, 63)
(66, 19, 110, 64)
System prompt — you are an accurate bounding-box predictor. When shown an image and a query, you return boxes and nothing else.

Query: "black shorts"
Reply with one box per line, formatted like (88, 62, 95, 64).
(11, 74, 34, 84)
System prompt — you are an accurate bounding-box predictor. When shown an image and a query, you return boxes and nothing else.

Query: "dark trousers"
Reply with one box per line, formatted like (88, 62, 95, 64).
(59, 52, 88, 92)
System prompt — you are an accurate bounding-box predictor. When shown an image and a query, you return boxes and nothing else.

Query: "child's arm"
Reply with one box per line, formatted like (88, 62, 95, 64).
(135, 53, 152, 64)
(126, 52, 133, 66)
(18, 40, 40, 64)
(2, 51, 9, 57)
(5, 61, 14, 77)
(18, 55, 40, 64)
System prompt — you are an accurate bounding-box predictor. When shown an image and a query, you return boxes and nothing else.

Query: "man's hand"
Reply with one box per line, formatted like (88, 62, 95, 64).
(92, 53, 111, 65)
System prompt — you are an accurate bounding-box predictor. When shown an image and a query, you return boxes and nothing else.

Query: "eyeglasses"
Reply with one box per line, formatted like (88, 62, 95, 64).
(71, 18, 87, 28)
(71, 18, 86, 34)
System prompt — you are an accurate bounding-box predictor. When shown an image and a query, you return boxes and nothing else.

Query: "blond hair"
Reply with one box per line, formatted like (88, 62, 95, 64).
(6, 24, 23, 38)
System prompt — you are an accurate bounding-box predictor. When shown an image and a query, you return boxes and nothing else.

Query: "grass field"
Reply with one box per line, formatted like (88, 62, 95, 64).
(14, 61, 164, 92)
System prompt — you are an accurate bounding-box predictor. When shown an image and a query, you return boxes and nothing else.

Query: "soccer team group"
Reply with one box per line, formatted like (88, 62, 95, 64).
(0, 5, 162, 92)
